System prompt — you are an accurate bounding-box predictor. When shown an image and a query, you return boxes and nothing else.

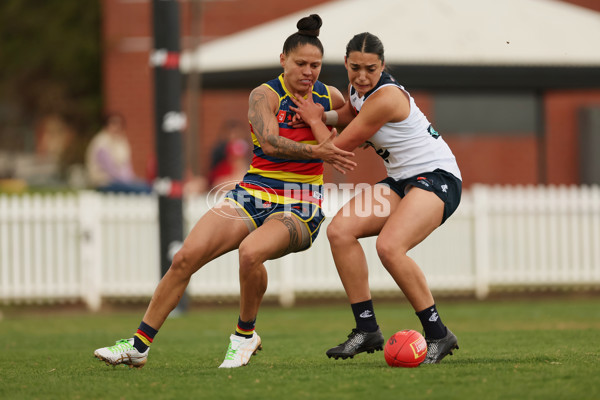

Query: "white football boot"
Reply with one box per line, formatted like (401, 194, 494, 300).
(94, 338, 148, 368)
(218, 333, 262, 368)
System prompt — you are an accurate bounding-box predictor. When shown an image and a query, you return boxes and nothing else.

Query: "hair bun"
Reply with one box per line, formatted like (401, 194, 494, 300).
(297, 14, 322, 37)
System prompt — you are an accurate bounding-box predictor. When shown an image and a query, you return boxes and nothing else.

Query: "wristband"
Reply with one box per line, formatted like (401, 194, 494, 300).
(324, 110, 338, 126)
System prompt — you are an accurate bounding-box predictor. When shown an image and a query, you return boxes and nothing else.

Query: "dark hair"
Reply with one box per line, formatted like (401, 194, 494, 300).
(102, 112, 126, 128)
(282, 14, 324, 55)
(345, 32, 385, 62)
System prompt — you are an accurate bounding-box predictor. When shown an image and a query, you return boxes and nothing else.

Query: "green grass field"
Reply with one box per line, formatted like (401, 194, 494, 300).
(1, 296, 599, 400)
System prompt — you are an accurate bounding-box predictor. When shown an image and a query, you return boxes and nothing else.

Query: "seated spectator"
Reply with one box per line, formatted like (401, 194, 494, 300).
(85, 113, 151, 194)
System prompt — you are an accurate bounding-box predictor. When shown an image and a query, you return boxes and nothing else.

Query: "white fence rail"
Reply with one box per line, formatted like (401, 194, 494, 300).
(1, 185, 599, 310)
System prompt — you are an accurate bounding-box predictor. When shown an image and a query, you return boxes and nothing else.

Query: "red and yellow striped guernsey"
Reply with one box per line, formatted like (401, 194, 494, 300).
(240, 74, 333, 206)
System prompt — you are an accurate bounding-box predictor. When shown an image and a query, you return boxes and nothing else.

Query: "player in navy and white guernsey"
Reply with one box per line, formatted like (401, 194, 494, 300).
(292, 32, 461, 364)
(348, 72, 461, 182)
(93, 14, 355, 371)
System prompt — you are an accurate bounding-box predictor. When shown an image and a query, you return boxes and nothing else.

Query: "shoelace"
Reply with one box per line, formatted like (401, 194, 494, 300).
(334, 329, 361, 346)
(223, 342, 238, 360)
(108, 339, 134, 354)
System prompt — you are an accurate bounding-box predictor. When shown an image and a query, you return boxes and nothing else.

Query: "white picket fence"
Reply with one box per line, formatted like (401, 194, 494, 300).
(0, 185, 599, 311)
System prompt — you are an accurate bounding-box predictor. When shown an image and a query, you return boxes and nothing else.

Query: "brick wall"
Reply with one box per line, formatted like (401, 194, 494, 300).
(102, 0, 600, 187)
(545, 89, 600, 185)
(102, 0, 332, 182)
(562, 0, 600, 12)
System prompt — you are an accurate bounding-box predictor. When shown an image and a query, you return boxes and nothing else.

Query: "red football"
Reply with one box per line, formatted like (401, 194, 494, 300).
(384, 330, 428, 368)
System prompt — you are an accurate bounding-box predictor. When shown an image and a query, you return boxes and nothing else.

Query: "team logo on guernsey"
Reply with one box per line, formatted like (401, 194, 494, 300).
(428, 124, 440, 139)
(277, 110, 294, 124)
(277, 110, 287, 123)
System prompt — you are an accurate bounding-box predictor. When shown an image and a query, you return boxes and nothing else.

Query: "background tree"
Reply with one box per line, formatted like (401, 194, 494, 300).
(0, 0, 101, 172)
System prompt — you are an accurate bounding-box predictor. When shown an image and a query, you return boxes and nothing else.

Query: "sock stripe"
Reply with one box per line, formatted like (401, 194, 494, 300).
(135, 331, 152, 346)
(132, 321, 157, 353)
(136, 329, 154, 342)
(235, 325, 255, 335)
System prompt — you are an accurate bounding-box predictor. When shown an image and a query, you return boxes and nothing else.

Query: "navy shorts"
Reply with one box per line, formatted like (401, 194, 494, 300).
(225, 185, 326, 249)
(378, 169, 462, 224)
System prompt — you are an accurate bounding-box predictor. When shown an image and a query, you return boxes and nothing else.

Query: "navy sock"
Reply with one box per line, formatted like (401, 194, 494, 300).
(133, 321, 158, 353)
(234, 316, 256, 338)
(416, 304, 447, 339)
(351, 299, 379, 332)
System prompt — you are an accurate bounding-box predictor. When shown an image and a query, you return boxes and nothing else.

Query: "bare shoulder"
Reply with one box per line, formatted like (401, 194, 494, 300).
(363, 85, 409, 122)
(249, 85, 279, 113)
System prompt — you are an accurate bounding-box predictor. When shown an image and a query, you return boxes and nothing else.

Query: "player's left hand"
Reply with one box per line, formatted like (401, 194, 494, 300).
(289, 90, 325, 128)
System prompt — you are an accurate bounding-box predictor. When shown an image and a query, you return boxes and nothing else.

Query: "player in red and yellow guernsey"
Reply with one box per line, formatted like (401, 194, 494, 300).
(93, 14, 354, 369)
(229, 74, 335, 236)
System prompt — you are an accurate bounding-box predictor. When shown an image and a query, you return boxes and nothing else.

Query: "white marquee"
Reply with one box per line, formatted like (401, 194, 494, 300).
(181, 0, 600, 73)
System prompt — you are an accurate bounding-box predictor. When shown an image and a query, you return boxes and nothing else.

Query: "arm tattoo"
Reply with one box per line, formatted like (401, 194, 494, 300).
(249, 90, 269, 143)
(249, 90, 315, 160)
(266, 135, 314, 159)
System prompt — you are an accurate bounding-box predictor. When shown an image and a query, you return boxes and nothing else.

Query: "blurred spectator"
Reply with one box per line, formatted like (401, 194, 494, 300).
(208, 120, 251, 190)
(85, 113, 151, 194)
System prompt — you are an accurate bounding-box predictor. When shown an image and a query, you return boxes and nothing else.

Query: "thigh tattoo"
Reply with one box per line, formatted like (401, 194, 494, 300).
(269, 213, 302, 252)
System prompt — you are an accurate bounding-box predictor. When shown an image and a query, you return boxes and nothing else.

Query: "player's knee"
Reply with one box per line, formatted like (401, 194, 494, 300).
(238, 241, 263, 270)
(375, 236, 406, 265)
(170, 248, 196, 278)
(327, 219, 351, 245)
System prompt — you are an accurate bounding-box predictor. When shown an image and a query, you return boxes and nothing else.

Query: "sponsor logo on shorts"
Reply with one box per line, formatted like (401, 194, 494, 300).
(417, 177, 430, 187)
